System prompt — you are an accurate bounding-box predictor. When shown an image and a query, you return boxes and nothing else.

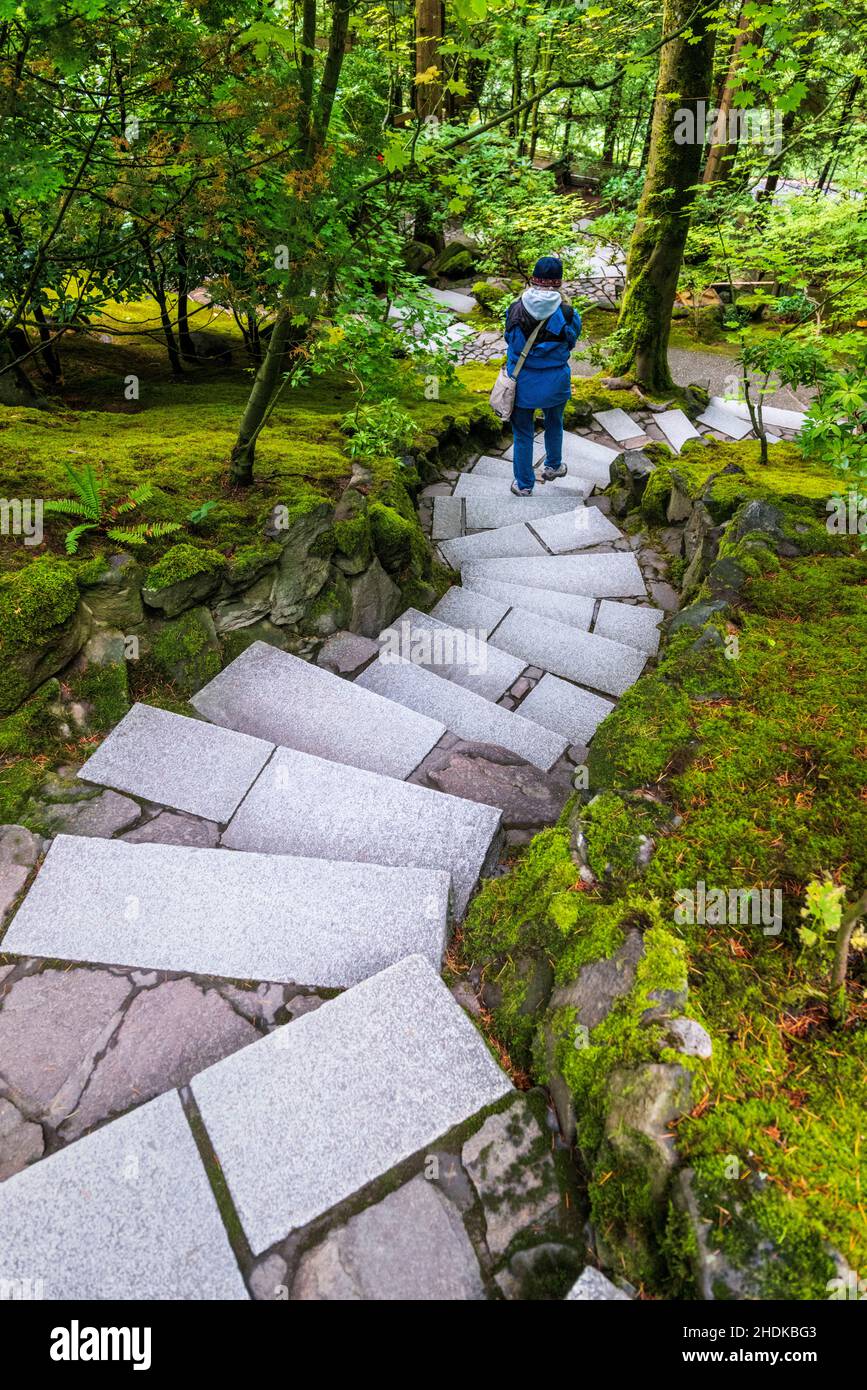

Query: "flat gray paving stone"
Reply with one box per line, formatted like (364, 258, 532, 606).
(466, 458, 591, 497)
(501, 436, 546, 464)
(190, 955, 512, 1253)
(709, 395, 806, 432)
(220, 746, 501, 919)
(594, 600, 663, 654)
(696, 402, 753, 439)
(291, 1175, 485, 1300)
(0, 1089, 247, 1300)
(560, 432, 622, 484)
(432, 495, 464, 540)
(432, 586, 509, 636)
(655, 409, 701, 453)
(530, 506, 622, 553)
(357, 656, 567, 772)
(461, 552, 646, 598)
(421, 286, 477, 313)
(379, 607, 526, 703)
(489, 609, 647, 697)
(592, 408, 644, 443)
(78, 703, 274, 823)
(460, 576, 594, 629)
(464, 490, 580, 529)
(517, 673, 616, 744)
(3, 835, 450, 989)
(439, 522, 546, 568)
(191, 642, 443, 781)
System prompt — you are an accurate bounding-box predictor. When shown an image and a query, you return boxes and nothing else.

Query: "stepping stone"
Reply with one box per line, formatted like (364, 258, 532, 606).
(696, 402, 753, 440)
(464, 491, 581, 529)
(191, 642, 443, 782)
(221, 746, 501, 918)
(461, 576, 595, 629)
(190, 955, 512, 1252)
(530, 506, 622, 553)
(594, 600, 663, 654)
(78, 703, 273, 823)
(432, 586, 509, 635)
(420, 286, 477, 314)
(560, 432, 622, 484)
(0, 1090, 247, 1300)
(379, 607, 526, 702)
(708, 396, 806, 432)
(3, 835, 451, 989)
(432, 495, 464, 540)
(461, 552, 646, 598)
(292, 1174, 485, 1300)
(655, 409, 701, 453)
(488, 609, 647, 697)
(592, 408, 645, 443)
(502, 436, 546, 464)
(357, 657, 567, 772)
(462, 462, 590, 497)
(517, 673, 616, 744)
(567, 1268, 631, 1300)
(439, 522, 546, 568)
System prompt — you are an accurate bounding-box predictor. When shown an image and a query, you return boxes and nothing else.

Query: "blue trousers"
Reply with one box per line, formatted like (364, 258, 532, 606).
(512, 404, 565, 491)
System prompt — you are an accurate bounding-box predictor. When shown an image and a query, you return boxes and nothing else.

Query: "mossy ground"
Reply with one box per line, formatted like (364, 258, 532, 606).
(461, 499, 867, 1295)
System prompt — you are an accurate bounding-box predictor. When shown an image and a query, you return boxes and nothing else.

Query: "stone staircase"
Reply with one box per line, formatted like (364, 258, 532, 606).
(1, 420, 683, 1300)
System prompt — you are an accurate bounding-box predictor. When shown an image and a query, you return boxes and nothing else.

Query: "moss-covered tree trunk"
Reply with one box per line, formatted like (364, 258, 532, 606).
(613, 0, 715, 390)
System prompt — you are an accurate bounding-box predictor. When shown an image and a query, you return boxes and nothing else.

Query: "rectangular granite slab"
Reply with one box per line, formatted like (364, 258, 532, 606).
(3, 835, 451, 988)
(460, 552, 646, 598)
(190, 642, 444, 781)
(655, 409, 702, 453)
(460, 575, 595, 629)
(191, 955, 512, 1252)
(78, 703, 274, 822)
(488, 608, 647, 697)
(0, 1090, 247, 1300)
(379, 607, 526, 702)
(594, 600, 663, 654)
(516, 673, 616, 744)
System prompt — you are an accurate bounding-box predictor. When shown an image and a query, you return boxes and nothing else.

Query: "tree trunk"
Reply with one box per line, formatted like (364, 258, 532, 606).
(175, 232, 198, 361)
(603, 76, 623, 165)
(613, 0, 716, 391)
(702, 12, 754, 185)
(816, 76, 861, 192)
(415, 0, 443, 121)
(510, 41, 522, 136)
(229, 308, 293, 485)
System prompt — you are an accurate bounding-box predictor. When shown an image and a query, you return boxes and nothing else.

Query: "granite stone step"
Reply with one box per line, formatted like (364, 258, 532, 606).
(463, 490, 581, 529)
(431, 494, 464, 540)
(439, 521, 546, 568)
(356, 655, 568, 772)
(431, 585, 509, 635)
(503, 432, 620, 486)
(78, 702, 274, 823)
(421, 286, 477, 314)
(220, 745, 501, 919)
(592, 408, 645, 443)
(488, 608, 647, 697)
(460, 575, 595, 629)
(190, 642, 443, 781)
(460, 552, 646, 598)
(3, 835, 451, 988)
(529, 505, 622, 553)
(593, 600, 663, 654)
(655, 409, 701, 453)
(695, 402, 753, 440)
(190, 955, 512, 1253)
(516, 673, 616, 744)
(379, 607, 526, 702)
(708, 395, 806, 432)
(0, 1089, 247, 1299)
(465, 457, 591, 496)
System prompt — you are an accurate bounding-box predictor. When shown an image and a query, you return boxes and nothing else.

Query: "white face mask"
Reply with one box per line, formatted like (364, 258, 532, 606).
(521, 285, 563, 319)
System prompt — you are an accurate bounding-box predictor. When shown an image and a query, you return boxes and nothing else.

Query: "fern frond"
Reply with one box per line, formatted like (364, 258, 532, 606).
(106, 520, 183, 546)
(43, 498, 94, 518)
(114, 482, 155, 516)
(64, 523, 98, 555)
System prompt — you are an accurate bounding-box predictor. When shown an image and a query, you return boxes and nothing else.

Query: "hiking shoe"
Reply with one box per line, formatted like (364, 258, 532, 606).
(541, 462, 568, 481)
(510, 481, 533, 496)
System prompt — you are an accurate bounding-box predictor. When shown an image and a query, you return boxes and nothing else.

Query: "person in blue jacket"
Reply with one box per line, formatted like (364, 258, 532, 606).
(504, 255, 581, 495)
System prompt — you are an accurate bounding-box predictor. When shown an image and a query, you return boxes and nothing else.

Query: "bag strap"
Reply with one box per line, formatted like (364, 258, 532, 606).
(510, 313, 554, 381)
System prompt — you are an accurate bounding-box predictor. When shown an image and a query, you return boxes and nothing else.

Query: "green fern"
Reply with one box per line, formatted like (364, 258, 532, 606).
(43, 498, 95, 518)
(105, 520, 183, 546)
(64, 523, 99, 555)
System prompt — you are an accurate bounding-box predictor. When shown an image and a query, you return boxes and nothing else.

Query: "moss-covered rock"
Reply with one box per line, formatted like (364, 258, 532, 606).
(142, 544, 227, 618)
(77, 553, 145, 628)
(269, 501, 335, 627)
(303, 570, 353, 638)
(0, 558, 91, 715)
(150, 606, 222, 696)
